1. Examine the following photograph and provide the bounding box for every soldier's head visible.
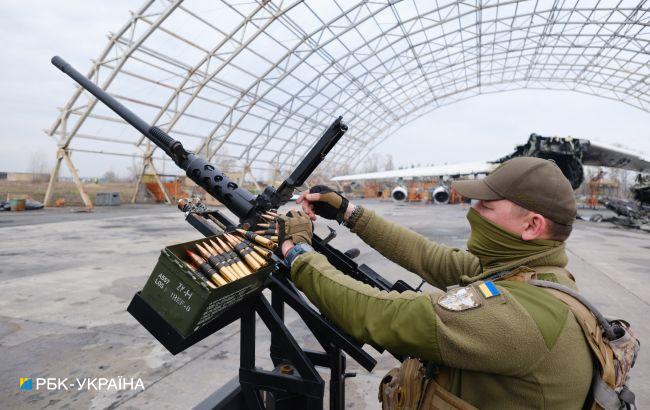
[452,157,576,242]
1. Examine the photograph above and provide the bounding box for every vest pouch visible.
[608,320,639,388]
[379,358,426,409]
[419,378,478,410]
[379,358,477,410]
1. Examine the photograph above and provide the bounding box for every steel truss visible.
[45,0,650,207]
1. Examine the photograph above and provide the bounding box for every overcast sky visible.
[0,1,648,178]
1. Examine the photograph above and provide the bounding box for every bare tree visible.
[29,150,50,182]
[103,169,119,182]
[127,158,144,182]
[383,154,394,171]
[361,153,381,172]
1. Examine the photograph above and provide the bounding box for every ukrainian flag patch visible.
[478,281,501,298]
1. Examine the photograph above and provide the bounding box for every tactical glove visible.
[277,210,313,246]
[308,185,349,223]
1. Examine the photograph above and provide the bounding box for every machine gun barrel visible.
[52,56,179,160]
[52,56,268,221]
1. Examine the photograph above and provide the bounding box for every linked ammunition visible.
[223,235,261,271]
[195,243,238,282]
[255,228,278,236]
[215,237,253,275]
[224,233,265,269]
[186,250,228,287]
[234,234,273,260]
[260,214,276,221]
[183,261,217,289]
[177,197,209,214]
[209,239,247,278]
[236,228,277,250]
[207,239,241,278]
[264,210,279,217]
[201,242,239,281]
[255,223,271,228]
[251,243,273,260]
[228,234,269,265]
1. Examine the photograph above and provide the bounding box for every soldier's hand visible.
[297,185,351,223]
[277,210,313,246]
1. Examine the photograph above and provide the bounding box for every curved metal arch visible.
[52,1,183,148]
[231,1,650,170]
[352,77,650,167]
[135,0,300,149]
[46,0,650,208]
[198,1,404,161]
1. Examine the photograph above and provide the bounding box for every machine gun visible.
[52,56,414,409]
[51,56,411,293]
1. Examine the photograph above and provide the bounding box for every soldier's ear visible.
[521,213,547,241]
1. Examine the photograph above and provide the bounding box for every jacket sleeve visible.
[350,207,482,288]
[291,252,552,376]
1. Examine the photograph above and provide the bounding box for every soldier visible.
[277,157,594,409]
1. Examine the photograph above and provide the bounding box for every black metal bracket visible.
[166,208,378,409]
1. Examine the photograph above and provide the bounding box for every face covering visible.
[466,207,564,273]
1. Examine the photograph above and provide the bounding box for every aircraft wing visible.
[331,161,494,181]
[582,141,650,172]
[332,138,649,184]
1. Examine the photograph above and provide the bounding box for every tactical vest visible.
[378,266,640,410]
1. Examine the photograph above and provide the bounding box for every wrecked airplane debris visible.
[599,198,650,232]
[496,134,589,189]
[631,174,650,205]
[496,134,650,190]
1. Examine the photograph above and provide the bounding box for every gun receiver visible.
[52,56,412,293]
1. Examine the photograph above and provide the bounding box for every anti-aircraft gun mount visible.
[53,56,414,409]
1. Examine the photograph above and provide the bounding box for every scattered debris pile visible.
[630,174,650,205]
[0,198,45,211]
[598,198,650,232]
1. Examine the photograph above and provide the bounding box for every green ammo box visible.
[140,235,272,337]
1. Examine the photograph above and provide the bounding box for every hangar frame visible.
[45,0,650,207]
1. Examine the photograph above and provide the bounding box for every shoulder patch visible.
[437,286,482,311]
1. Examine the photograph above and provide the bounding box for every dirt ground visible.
[0,180,141,207]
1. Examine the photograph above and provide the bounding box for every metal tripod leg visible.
[235,294,324,409]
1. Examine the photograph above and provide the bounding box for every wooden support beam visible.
[62,150,93,209]
[43,152,63,207]
[244,165,261,192]
[131,156,148,203]
[148,160,173,205]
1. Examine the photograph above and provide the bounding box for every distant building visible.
[0,172,50,182]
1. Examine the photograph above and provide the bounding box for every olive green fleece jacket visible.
[290,208,593,409]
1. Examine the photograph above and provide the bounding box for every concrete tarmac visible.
[1,201,648,409]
